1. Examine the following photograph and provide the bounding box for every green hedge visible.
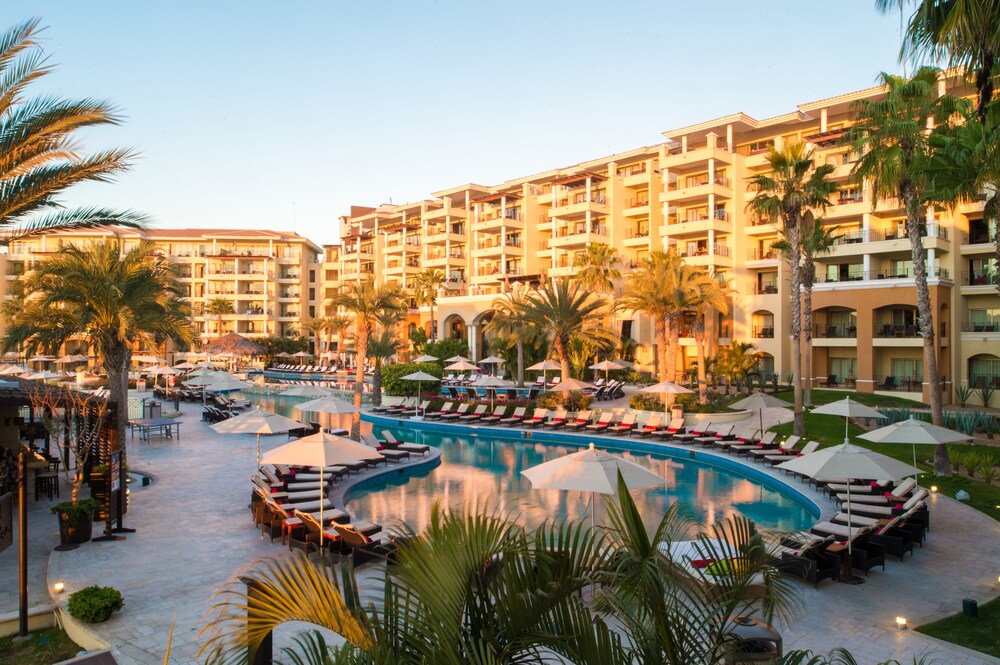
[67,585,124,623]
[382,363,442,397]
[629,390,733,413]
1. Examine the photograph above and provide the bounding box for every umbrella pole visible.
[319,473,325,561]
[844,415,850,445]
[842,482,863,585]
[912,443,918,482]
[256,433,261,467]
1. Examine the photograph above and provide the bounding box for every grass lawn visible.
[772,389,927,409]
[0,627,81,664]
[917,596,1000,659]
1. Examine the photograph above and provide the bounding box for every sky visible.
[14,1,907,246]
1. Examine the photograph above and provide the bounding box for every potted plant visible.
[51,498,100,549]
[67,585,124,623]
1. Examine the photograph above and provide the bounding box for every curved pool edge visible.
[361,412,835,527]
[328,446,442,514]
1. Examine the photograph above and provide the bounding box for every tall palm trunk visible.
[216,314,223,336]
[429,301,436,341]
[665,315,681,406]
[654,317,668,382]
[350,323,371,439]
[787,232,805,437]
[516,339,524,387]
[554,336,570,382]
[694,313,708,405]
[902,187,947,473]
[103,342,131,465]
[372,360,383,407]
[803,257,815,407]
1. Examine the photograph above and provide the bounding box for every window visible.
[891,358,923,379]
[830,357,856,379]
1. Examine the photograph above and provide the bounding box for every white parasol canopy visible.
[294,396,360,416]
[811,397,886,444]
[413,354,439,363]
[858,416,971,479]
[445,360,479,372]
[549,377,595,392]
[641,381,694,415]
[445,355,470,363]
[280,385,333,398]
[728,392,791,433]
[212,408,305,465]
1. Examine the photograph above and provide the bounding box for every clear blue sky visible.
[15,1,905,245]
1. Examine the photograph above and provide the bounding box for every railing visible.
[280,273,300,279]
[750,283,779,295]
[618,164,647,177]
[961,271,1000,286]
[713,209,731,222]
[747,248,778,260]
[817,267,950,282]
[714,176,731,188]
[963,229,997,244]
[814,324,857,338]
[969,375,1000,388]
[476,267,523,277]
[478,210,522,222]
[680,244,729,258]
[835,224,949,245]
[280,291,300,298]
[476,238,522,249]
[873,323,921,338]
[538,240,551,251]
[243,309,271,316]
[748,214,774,227]
[627,228,649,239]
[713,244,730,257]
[555,224,608,237]
[875,376,924,391]
[961,322,1000,333]
[753,327,775,338]
[626,197,650,208]
[835,194,864,206]
[555,193,607,206]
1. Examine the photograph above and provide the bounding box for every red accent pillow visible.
[691,558,716,568]
[894,503,903,509]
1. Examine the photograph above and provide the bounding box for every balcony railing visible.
[834,224,950,245]
[961,321,1000,333]
[753,326,775,338]
[747,248,779,260]
[969,375,1000,388]
[875,376,925,391]
[555,224,608,237]
[748,214,774,227]
[478,209,522,223]
[680,244,729,258]
[626,228,649,239]
[626,197,650,208]
[817,267,951,282]
[874,323,921,338]
[555,193,607,207]
[963,229,997,245]
[962,271,999,286]
[814,324,857,338]
[835,194,865,206]
[750,283,779,295]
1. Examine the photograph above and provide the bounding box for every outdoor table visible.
[826,541,853,581]
[129,418,181,442]
[34,471,59,501]
[282,516,302,546]
[726,615,782,663]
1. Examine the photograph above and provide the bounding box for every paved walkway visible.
[2,393,998,663]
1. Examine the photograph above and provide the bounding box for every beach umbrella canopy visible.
[275,352,294,358]
[549,377,595,392]
[478,356,505,364]
[28,355,54,363]
[0,365,28,375]
[262,431,384,534]
[147,365,182,376]
[445,360,479,372]
[402,371,441,415]
[527,360,561,371]
[470,375,513,408]
[56,354,90,364]
[728,392,792,433]
[811,397,886,444]
[194,360,221,368]
[294,396,360,416]
[212,408,305,465]
[2,351,19,361]
[27,370,65,381]
[777,442,921,580]
[280,385,333,398]
[205,377,252,392]
[185,375,221,387]
[523,442,664,526]
[291,351,313,358]
[613,359,636,369]
[201,333,267,356]
[590,359,622,382]
[413,354,439,363]
[173,361,198,370]
[641,381,694,415]
[858,417,971,478]
[445,355,470,363]
[133,354,165,364]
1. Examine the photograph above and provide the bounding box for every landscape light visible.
[53,581,65,593]
[930,485,937,493]
[895,616,907,630]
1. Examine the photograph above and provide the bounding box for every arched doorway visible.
[442,313,466,341]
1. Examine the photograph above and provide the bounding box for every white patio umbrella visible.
[261,431,384,537]
[275,352,294,358]
[281,385,333,398]
[777,443,921,583]
[549,377,595,392]
[527,359,561,387]
[293,396,360,416]
[27,370,65,381]
[55,354,90,364]
[402,371,441,416]
[173,361,198,370]
[194,360,221,368]
[147,365,183,396]
[728,392,792,434]
[522,442,664,527]
[641,381,694,416]
[184,374,221,386]
[0,365,28,375]
[1,351,19,361]
[858,417,971,480]
[445,355,470,363]
[134,354,165,364]
[291,351,313,358]
[590,359,621,382]
[205,377,252,393]
[413,354,439,363]
[613,359,636,369]
[445,360,479,372]
[471,375,513,409]
[811,397,886,444]
[212,408,305,465]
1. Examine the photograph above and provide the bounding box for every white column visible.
[820,108,828,133]
[468,324,478,360]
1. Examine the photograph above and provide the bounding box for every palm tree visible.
[367,329,401,407]
[299,316,326,357]
[0,19,146,245]
[690,272,730,405]
[621,251,676,381]
[321,313,351,365]
[573,243,621,293]
[773,218,841,407]
[486,286,536,387]
[715,341,761,392]
[205,299,235,338]
[747,144,836,437]
[661,257,704,388]
[412,268,445,341]
[521,279,614,381]
[880,0,1000,122]
[846,69,958,474]
[328,281,404,437]
[3,239,194,454]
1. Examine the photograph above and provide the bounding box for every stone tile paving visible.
[29,395,1000,663]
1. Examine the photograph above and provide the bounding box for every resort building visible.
[333,70,998,403]
[0,228,323,345]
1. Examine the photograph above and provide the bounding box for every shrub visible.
[422,338,470,363]
[536,391,593,411]
[955,385,974,407]
[382,363,442,397]
[67,585,124,623]
[50,498,100,520]
[629,392,665,411]
[976,458,1000,485]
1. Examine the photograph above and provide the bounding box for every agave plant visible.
[954,385,974,408]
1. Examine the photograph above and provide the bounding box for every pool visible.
[236,390,819,533]
[344,426,819,534]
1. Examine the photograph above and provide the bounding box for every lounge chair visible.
[424,401,454,419]
[379,431,430,456]
[361,438,408,463]
[459,404,489,421]
[440,403,471,421]
[543,409,569,429]
[824,479,892,495]
[848,490,928,519]
[522,408,549,428]
[329,522,396,565]
[584,412,614,432]
[837,478,918,505]
[772,535,840,588]
[499,406,527,425]
[632,413,663,437]
[728,431,778,455]
[563,410,593,430]
[651,417,687,439]
[766,440,820,466]
[747,435,801,461]
[672,421,714,444]
[695,424,733,446]
[608,412,638,435]
[480,406,508,424]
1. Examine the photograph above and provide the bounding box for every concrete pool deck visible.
[2,394,998,663]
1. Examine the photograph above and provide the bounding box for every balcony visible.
[423,204,467,221]
[815,266,951,286]
[660,175,733,205]
[749,283,779,296]
[745,214,778,235]
[814,324,858,339]
[549,192,609,220]
[549,224,608,249]
[961,229,998,255]
[961,321,1000,333]
[679,243,730,259]
[961,271,999,292]
[752,326,775,339]
[624,227,650,246]
[660,209,732,237]
[746,248,779,261]
[473,209,523,231]
[425,226,466,245]
[623,196,651,216]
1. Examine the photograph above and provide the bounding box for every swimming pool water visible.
[345,427,818,534]
[238,390,818,534]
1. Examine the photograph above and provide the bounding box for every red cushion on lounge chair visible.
[691,558,716,569]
